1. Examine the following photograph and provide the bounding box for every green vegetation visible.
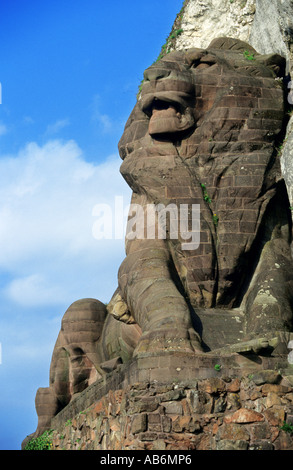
[137,79,144,99]
[243,50,255,61]
[276,135,288,158]
[214,364,222,371]
[200,184,219,228]
[277,143,284,156]
[137,26,184,96]
[200,183,212,204]
[280,421,293,434]
[137,1,185,97]
[24,430,53,450]
[155,28,184,63]
[212,213,219,227]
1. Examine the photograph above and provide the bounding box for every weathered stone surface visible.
[224,408,264,424]
[250,0,293,73]
[262,383,291,396]
[226,378,241,392]
[250,370,282,386]
[250,422,272,440]
[217,439,249,451]
[217,422,250,441]
[32,374,293,451]
[131,414,147,434]
[249,440,274,451]
[265,392,282,408]
[227,393,241,411]
[198,378,226,394]
[164,401,183,416]
[274,430,293,450]
[263,407,285,427]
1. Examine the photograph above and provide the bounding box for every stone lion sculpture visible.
[32,37,293,437]
[117,36,293,356]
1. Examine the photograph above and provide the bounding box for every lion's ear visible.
[208,37,257,55]
[255,53,286,78]
[207,37,287,78]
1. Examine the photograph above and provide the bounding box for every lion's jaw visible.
[148,100,195,137]
[140,62,196,138]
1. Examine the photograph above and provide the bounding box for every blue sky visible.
[0,0,183,450]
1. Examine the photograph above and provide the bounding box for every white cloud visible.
[6,274,66,307]
[0,139,132,307]
[97,113,112,132]
[23,116,35,125]
[91,94,113,133]
[0,123,8,136]
[45,118,70,135]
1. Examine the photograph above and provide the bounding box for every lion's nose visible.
[144,67,171,81]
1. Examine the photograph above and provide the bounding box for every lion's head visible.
[119,37,286,160]
[118,37,289,309]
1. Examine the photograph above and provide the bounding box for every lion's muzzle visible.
[140,64,196,138]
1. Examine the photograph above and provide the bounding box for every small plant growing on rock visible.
[170,28,184,40]
[280,421,293,434]
[212,213,219,227]
[24,430,53,450]
[243,50,255,61]
[201,183,212,204]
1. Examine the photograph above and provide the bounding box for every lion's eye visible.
[190,55,217,70]
[194,63,211,70]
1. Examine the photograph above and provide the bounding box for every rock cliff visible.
[167,0,293,72]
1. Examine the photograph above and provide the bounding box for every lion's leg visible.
[118,239,203,356]
[242,237,293,346]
